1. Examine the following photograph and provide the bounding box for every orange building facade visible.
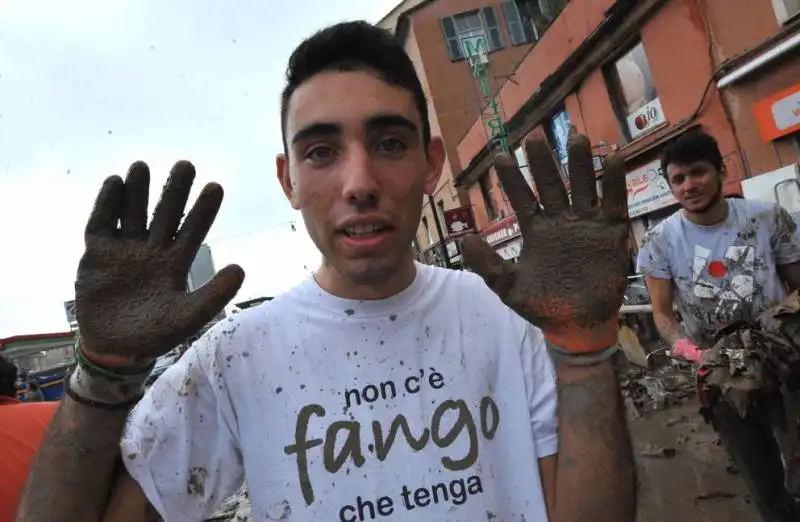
[387,0,800,266]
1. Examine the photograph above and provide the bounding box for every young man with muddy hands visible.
[16,22,635,522]
[638,131,800,362]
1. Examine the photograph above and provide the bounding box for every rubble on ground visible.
[206,485,251,522]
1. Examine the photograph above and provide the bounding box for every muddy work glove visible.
[75,160,245,369]
[461,133,629,355]
[671,338,703,364]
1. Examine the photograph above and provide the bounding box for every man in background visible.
[638,130,800,359]
[0,355,57,522]
[25,381,44,402]
[638,130,800,518]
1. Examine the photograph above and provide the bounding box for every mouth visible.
[336,220,395,252]
[340,222,390,238]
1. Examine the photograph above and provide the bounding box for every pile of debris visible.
[621,361,695,420]
[205,485,251,522]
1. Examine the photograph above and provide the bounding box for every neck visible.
[684,197,728,226]
[315,254,418,300]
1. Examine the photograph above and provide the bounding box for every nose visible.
[341,145,380,209]
[682,174,702,193]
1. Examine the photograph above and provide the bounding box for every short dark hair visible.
[660,130,723,180]
[0,354,18,398]
[280,21,430,155]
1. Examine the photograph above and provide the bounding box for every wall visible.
[701,0,800,175]
[466,165,515,230]
[401,0,535,249]
[458,0,799,235]
[457,0,615,168]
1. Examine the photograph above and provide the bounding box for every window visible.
[502,0,568,46]
[772,0,800,23]
[544,108,572,182]
[441,8,503,61]
[513,146,534,189]
[605,41,664,141]
[479,172,498,220]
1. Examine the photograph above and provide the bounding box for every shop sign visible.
[64,300,77,324]
[626,159,677,218]
[496,238,523,261]
[467,35,509,153]
[481,215,521,246]
[754,83,800,142]
[626,97,666,140]
[444,206,476,238]
[446,239,462,263]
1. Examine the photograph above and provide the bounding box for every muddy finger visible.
[493,153,539,229]
[175,182,224,263]
[600,155,629,221]
[85,175,124,239]
[525,136,569,217]
[461,234,517,302]
[567,134,599,214]
[149,160,196,245]
[120,162,151,239]
[179,264,245,335]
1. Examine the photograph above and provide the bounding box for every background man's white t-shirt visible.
[637,198,800,347]
[122,263,558,521]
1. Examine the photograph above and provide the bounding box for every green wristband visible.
[75,343,155,382]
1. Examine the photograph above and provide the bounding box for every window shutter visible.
[440,17,464,60]
[481,6,504,50]
[501,0,527,46]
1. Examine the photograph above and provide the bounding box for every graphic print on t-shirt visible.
[692,243,755,325]
[281,364,501,519]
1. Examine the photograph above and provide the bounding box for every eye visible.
[376,137,406,154]
[305,145,337,164]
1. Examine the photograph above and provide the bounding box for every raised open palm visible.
[75,160,245,364]
[462,133,630,352]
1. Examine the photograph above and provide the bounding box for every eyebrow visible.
[290,113,419,146]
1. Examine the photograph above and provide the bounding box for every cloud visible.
[0,0,399,336]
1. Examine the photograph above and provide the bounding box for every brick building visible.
[451,0,800,261]
[378,0,545,266]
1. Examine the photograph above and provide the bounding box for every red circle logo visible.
[708,261,727,279]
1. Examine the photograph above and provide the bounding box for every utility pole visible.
[427,194,452,268]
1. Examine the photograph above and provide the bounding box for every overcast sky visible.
[0,0,400,336]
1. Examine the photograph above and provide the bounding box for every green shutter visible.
[440,17,464,60]
[482,6,504,50]
[501,0,527,45]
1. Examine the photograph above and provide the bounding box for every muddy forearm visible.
[653,311,685,345]
[552,359,636,522]
[15,396,131,522]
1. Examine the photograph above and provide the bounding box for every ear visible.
[276,154,300,210]
[423,136,446,195]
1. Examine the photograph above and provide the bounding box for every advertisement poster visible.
[626,160,677,218]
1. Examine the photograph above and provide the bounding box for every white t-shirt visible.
[122,263,558,522]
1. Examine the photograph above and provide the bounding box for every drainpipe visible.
[427,194,452,268]
[717,31,800,88]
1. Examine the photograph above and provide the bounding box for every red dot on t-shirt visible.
[708,260,727,278]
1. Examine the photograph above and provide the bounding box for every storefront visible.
[752,82,800,162]
[480,215,523,263]
[626,158,680,247]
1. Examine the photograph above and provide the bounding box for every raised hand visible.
[461,133,630,352]
[75,161,245,366]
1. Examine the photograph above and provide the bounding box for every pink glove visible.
[672,338,703,364]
